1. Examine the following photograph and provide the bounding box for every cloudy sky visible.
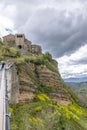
[0,0,87,79]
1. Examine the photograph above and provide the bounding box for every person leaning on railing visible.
[1,61,5,70]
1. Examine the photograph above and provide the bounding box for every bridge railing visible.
[0,65,10,130]
[5,67,10,130]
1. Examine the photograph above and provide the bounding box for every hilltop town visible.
[3,34,42,55]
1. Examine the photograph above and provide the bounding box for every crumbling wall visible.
[31,45,42,55]
[3,34,15,42]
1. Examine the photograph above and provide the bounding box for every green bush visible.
[43,52,52,61]
[34,106,42,112]
[34,55,45,65]
[38,85,53,94]
[0,45,21,59]
[9,47,21,57]
[16,57,25,65]
[25,55,37,63]
[36,93,52,102]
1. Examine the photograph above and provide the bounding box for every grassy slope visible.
[10,94,87,130]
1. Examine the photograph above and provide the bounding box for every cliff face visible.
[7,57,87,130]
[36,65,62,87]
[15,60,71,105]
[6,58,71,105]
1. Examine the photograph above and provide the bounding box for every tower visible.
[15,34,25,49]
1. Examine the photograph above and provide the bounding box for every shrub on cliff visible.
[0,45,21,60]
[36,93,52,102]
[38,85,53,94]
[9,47,21,57]
[43,52,52,62]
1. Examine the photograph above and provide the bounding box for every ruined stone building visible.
[3,34,42,55]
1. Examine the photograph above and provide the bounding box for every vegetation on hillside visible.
[0,45,21,61]
[0,44,58,73]
[16,52,58,73]
[10,93,87,130]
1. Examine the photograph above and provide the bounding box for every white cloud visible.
[57,44,87,78]
[0,16,13,36]
[0,3,16,37]
[2,4,16,19]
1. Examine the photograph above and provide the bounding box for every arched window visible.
[18,45,22,49]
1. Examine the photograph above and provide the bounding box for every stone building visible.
[31,45,42,55]
[3,34,42,55]
[15,34,25,48]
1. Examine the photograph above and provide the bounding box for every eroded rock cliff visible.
[0,35,71,105]
[14,58,71,105]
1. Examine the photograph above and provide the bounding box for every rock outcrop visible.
[7,62,71,104]
[36,65,61,88]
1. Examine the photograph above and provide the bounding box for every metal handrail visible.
[0,65,10,130]
[5,69,10,130]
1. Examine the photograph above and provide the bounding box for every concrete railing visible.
[0,65,10,130]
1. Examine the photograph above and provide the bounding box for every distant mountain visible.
[64,77,87,82]
[66,82,87,91]
[66,82,87,106]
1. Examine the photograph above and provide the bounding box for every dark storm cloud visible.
[71,58,87,65]
[19,8,87,58]
[1,0,87,58]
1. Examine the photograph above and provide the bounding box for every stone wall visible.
[31,45,42,55]
[3,34,15,42]
[6,64,19,104]
[24,39,31,52]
